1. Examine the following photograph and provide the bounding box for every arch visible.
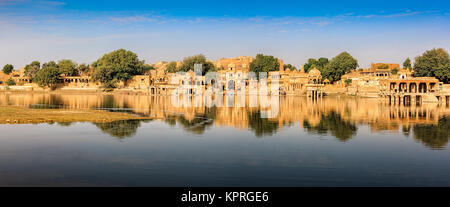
[418,83,427,93]
[399,82,407,92]
[409,83,417,93]
[227,80,235,90]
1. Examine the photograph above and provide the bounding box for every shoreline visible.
[0,106,151,125]
[0,88,360,97]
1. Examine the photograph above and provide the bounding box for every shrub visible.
[344,79,352,86]
[6,78,16,86]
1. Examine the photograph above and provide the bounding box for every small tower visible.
[300,65,305,73]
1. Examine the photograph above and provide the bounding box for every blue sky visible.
[0,0,449,69]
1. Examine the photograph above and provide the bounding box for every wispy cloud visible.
[0,0,65,7]
[109,15,162,24]
[0,0,27,6]
[40,0,65,6]
[355,10,438,19]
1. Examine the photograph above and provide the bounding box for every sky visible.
[0,0,449,69]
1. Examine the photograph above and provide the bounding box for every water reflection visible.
[247,110,279,136]
[0,93,449,148]
[413,116,450,150]
[303,111,358,142]
[95,120,152,139]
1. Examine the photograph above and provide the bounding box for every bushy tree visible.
[391,67,399,75]
[413,48,450,83]
[304,58,318,72]
[34,61,61,88]
[2,64,14,74]
[92,49,150,88]
[284,64,297,71]
[165,61,178,73]
[304,57,328,72]
[344,79,352,86]
[6,78,15,86]
[179,54,216,75]
[76,64,90,76]
[377,64,389,69]
[403,58,412,70]
[58,59,78,76]
[249,54,280,74]
[317,57,329,69]
[322,52,358,83]
[24,61,41,78]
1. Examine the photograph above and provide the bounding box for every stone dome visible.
[308,67,321,76]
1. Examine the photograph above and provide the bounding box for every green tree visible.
[2,64,14,75]
[24,61,41,78]
[403,57,412,70]
[344,79,352,86]
[76,63,90,76]
[142,64,154,72]
[304,57,328,72]
[6,78,15,86]
[92,49,149,88]
[249,54,280,74]
[377,64,389,69]
[317,57,329,69]
[391,67,399,75]
[304,58,318,72]
[179,54,216,75]
[58,59,78,76]
[413,48,450,83]
[165,61,178,73]
[322,52,358,83]
[34,61,61,88]
[284,64,297,71]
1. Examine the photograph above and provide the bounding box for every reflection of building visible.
[2,93,448,136]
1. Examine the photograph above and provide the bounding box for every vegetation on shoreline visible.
[92,49,153,88]
[0,106,150,124]
[2,47,449,90]
[413,48,450,83]
[303,52,358,83]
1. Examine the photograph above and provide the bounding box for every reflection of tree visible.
[175,116,213,134]
[166,107,217,135]
[164,115,177,127]
[101,95,116,108]
[34,94,64,108]
[95,120,151,139]
[247,110,279,137]
[413,116,450,150]
[100,95,131,109]
[57,122,73,127]
[402,125,411,136]
[303,111,357,142]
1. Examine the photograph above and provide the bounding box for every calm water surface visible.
[0,93,449,186]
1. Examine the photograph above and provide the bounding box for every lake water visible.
[0,93,449,186]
